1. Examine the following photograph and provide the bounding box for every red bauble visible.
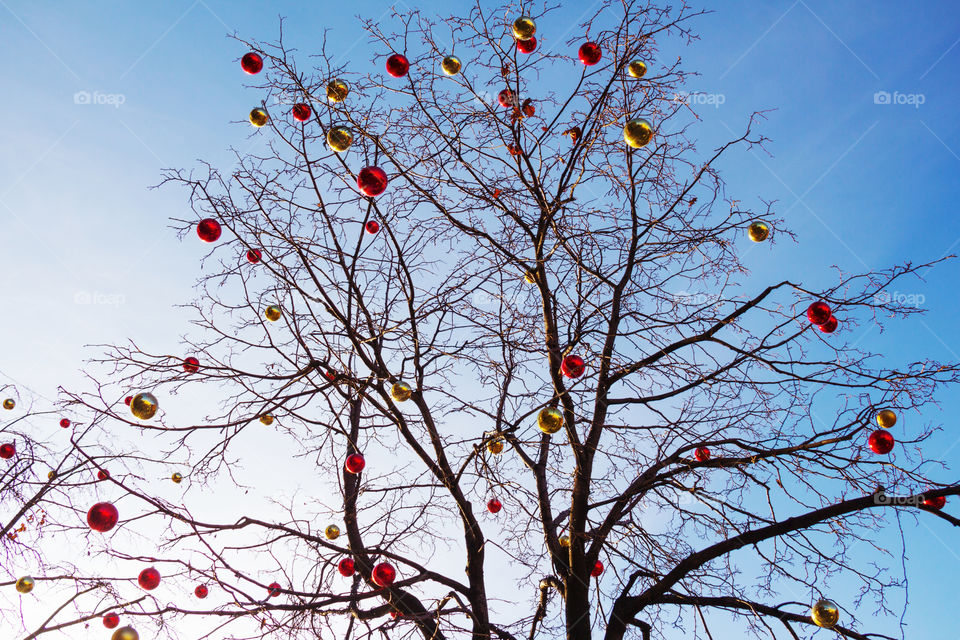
[183,356,200,373]
[124,396,133,406]
[138,567,161,590]
[694,447,710,462]
[923,495,946,510]
[386,53,410,77]
[241,52,263,75]
[97,469,110,481]
[372,562,396,587]
[103,613,120,629]
[0,443,14,459]
[498,89,516,108]
[487,498,502,513]
[560,354,586,378]
[246,248,262,263]
[818,316,839,333]
[591,560,604,577]
[516,37,537,54]
[357,166,389,197]
[60,418,71,428]
[345,453,366,474]
[87,502,119,532]
[806,301,831,325]
[268,582,282,597]
[195,584,209,598]
[338,558,355,577]
[578,42,602,65]
[197,218,222,243]
[292,103,312,122]
[868,429,895,455]
[365,220,380,234]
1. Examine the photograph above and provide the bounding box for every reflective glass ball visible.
[249,108,269,128]
[264,305,282,322]
[868,429,895,454]
[357,166,389,197]
[60,418,71,428]
[818,316,839,333]
[130,392,159,420]
[327,126,354,152]
[338,558,355,576]
[694,446,710,462]
[578,42,601,65]
[923,494,946,510]
[138,567,161,590]
[372,562,396,587]
[538,407,563,434]
[876,409,897,429]
[487,498,502,513]
[487,438,504,455]
[103,613,120,628]
[806,301,831,325]
[386,53,410,78]
[811,599,839,629]
[197,218,222,242]
[259,413,275,426]
[171,472,183,484]
[747,221,770,242]
[112,627,139,640]
[365,220,380,234]
[0,443,14,459]
[292,103,312,122]
[391,381,412,402]
[561,354,585,378]
[325,524,341,540]
[498,89,516,108]
[441,55,462,75]
[2,398,14,410]
[628,60,647,78]
[182,357,200,373]
[591,561,604,577]
[345,453,366,474]
[195,584,208,598]
[624,118,653,148]
[247,248,262,263]
[512,16,536,40]
[326,79,349,103]
[268,582,282,597]
[15,576,35,594]
[241,52,263,74]
[516,37,537,54]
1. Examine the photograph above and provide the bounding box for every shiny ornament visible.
[391,381,413,402]
[694,446,710,462]
[345,453,366,474]
[628,60,647,78]
[923,494,946,510]
[524,271,536,284]
[516,37,537,54]
[386,53,410,78]
[487,498,502,513]
[357,166,388,197]
[264,305,282,321]
[249,107,269,128]
[60,418,71,428]
[561,354,586,378]
[138,567,161,590]
[259,413,275,425]
[195,584,208,598]
[130,392,159,421]
[326,79,349,103]
[868,429,895,454]
[538,407,563,434]
[183,356,200,373]
[171,472,183,484]
[124,396,133,406]
[747,221,770,242]
[441,55,462,75]
[241,52,263,75]
[3,398,15,410]
[15,576,35,594]
[578,42,601,65]
[591,561,604,577]
[112,627,139,640]
[246,248,262,263]
[806,301,831,325]
[197,218,221,242]
[292,103,312,122]
[47,470,56,480]
[98,469,110,481]
[365,220,380,234]
[819,316,839,333]
[624,118,653,148]
[811,599,839,629]
[103,613,120,629]
[487,437,504,455]
[512,16,536,40]
[498,89,516,108]
[87,502,119,532]
[327,126,354,152]
[372,562,396,587]
[325,524,341,540]
[268,582,282,597]
[876,409,897,429]
[559,534,570,548]
[338,558,355,577]
[0,443,14,459]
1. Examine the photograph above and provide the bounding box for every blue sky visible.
[1,1,959,638]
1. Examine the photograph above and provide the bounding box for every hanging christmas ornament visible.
[171,472,183,484]
[264,305,282,322]
[249,108,269,128]
[338,558,355,577]
[98,469,110,481]
[60,417,71,428]
[875,409,897,429]
[327,79,349,103]
[628,60,647,78]
[386,53,410,77]
[694,446,711,462]
[345,453,366,474]
[923,494,946,510]
[578,42,602,65]
[806,301,831,325]
[517,37,537,54]
[325,524,341,540]
[292,103,312,122]
[487,498,502,513]
[441,55,462,75]
[241,52,263,75]
[811,599,839,629]
[818,316,839,333]
[0,443,14,459]
[391,382,413,402]
[591,561,604,577]
[357,166,389,197]
[560,354,586,378]
[498,89,516,108]
[624,118,653,148]
[747,221,770,242]
[868,429,895,454]
[195,584,208,598]
[260,413,275,425]
[15,576,35,594]
[112,626,139,640]
[365,220,380,234]
[245,248,262,263]
[487,437,504,455]
[524,271,536,284]
[138,567,161,590]
[3,398,15,410]
[47,470,57,481]
[197,218,222,243]
[87,502,119,532]
[558,534,570,548]
[372,562,396,587]
[268,582,282,597]
[323,128,353,156]
[512,16,536,40]
[124,396,133,406]
[130,392,158,421]
[103,613,120,629]
[182,357,200,373]
[538,407,563,434]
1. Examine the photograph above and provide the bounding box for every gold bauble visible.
[264,305,282,322]
[326,79,349,103]
[391,382,413,402]
[171,473,183,484]
[538,407,563,434]
[487,437,504,455]
[628,60,647,78]
[327,126,354,152]
[2,398,14,410]
[325,524,341,540]
[47,470,56,480]
[15,576,35,594]
[524,271,536,284]
[876,409,897,429]
[249,108,269,128]
[441,55,462,76]
[811,599,839,629]
[130,392,159,421]
[624,118,653,148]
[558,534,570,548]
[512,16,536,40]
[747,221,770,242]
[260,413,275,426]
[112,627,140,640]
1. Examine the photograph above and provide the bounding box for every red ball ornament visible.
[923,494,946,510]
[103,613,120,629]
[338,558,355,577]
[516,37,537,54]
[357,166,388,197]
[868,429,895,455]
[819,316,839,333]
[498,89,516,108]
[195,584,209,599]
[182,357,200,373]
[365,220,380,234]
[345,453,366,474]
[267,582,282,598]
[97,469,110,481]
[578,42,602,65]
[694,447,710,462]
[591,560,604,577]
[241,52,263,74]
[806,301,831,325]
[246,248,262,263]
[138,567,161,590]
[0,443,14,459]
[60,418,71,428]
[87,502,119,532]
[197,218,222,243]
[386,53,410,77]
[292,103,312,122]
[372,562,396,587]
[124,396,133,406]
[560,354,585,378]
[487,498,502,513]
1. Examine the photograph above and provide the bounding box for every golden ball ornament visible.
[747,221,770,242]
[628,60,648,78]
[811,599,839,629]
[391,382,413,402]
[325,524,341,540]
[260,413,275,426]
[327,79,349,103]
[524,271,536,284]
[2,398,15,410]
[47,470,56,480]
[876,409,897,429]
[130,392,159,421]
[112,627,140,640]
[171,472,183,484]
[15,576,35,594]
[327,126,354,152]
[264,305,282,322]
[558,534,570,548]
[441,55,462,75]
[512,16,536,41]
[624,118,653,148]
[487,437,504,455]
[538,407,563,434]
[249,107,269,128]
